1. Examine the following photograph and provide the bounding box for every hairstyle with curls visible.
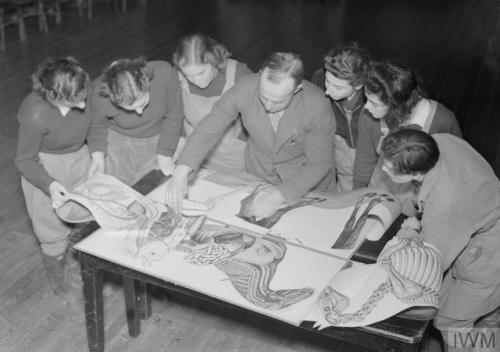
[381,127,439,175]
[261,52,304,87]
[172,33,232,72]
[364,61,425,129]
[100,56,154,107]
[32,56,89,103]
[324,42,371,87]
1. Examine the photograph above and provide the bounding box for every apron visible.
[106,129,159,186]
[21,145,91,256]
[334,135,356,192]
[177,59,246,171]
[369,100,437,212]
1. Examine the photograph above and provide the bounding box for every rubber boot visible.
[42,253,69,295]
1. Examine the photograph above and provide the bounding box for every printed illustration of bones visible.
[332,192,395,249]
[319,236,443,325]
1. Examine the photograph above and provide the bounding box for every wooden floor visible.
[0,0,499,351]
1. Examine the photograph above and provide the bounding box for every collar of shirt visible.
[268,110,285,133]
[57,105,70,117]
[341,89,365,113]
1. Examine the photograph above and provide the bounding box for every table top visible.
[70,170,429,346]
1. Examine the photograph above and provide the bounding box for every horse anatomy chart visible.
[74,218,347,323]
[147,172,400,259]
[69,171,434,327]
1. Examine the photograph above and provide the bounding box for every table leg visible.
[136,281,151,320]
[81,254,104,352]
[124,277,141,337]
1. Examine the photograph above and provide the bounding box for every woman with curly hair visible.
[172,33,252,170]
[15,57,91,294]
[311,43,371,191]
[353,61,462,210]
[87,56,183,185]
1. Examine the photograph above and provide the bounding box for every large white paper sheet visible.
[74,224,347,326]
[152,176,397,259]
[72,171,405,328]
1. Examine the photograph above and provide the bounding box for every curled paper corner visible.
[364,213,388,242]
[310,301,335,330]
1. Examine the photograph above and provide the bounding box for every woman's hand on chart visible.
[88,151,105,178]
[157,154,175,176]
[49,181,69,208]
[164,165,192,213]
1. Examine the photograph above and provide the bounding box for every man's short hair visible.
[381,127,440,175]
[261,52,304,87]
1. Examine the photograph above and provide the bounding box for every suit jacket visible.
[178,73,336,201]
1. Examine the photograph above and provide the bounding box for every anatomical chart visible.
[57,174,208,264]
[69,172,409,326]
[74,219,348,325]
[148,172,400,258]
[307,236,443,327]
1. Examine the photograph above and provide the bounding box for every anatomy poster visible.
[150,174,399,258]
[74,222,347,325]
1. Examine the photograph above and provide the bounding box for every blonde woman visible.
[172,33,252,170]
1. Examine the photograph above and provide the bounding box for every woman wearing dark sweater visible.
[15,57,92,295]
[311,43,371,192]
[87,57,184,186]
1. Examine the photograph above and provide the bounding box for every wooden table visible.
[71,170,429,352]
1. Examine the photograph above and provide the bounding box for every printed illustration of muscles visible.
[331,193,394,249]
[185,227,314,310]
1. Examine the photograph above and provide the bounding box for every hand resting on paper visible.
[157,154,175,176]
[238,184,287,220]
[49,181,69,209]
[395,216,422,240]
[164,164,192,213]
[88,151,106,178]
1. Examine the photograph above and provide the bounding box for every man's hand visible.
[88,151,105,177]
[239,185,286,219]
[164,165,192,213]
[157,154,175,176]
[396,216,422,239]
[49,181,68,208]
